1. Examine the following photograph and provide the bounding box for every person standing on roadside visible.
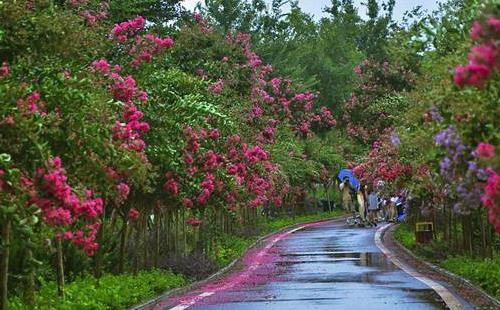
[339,178,354,212]
[357,185,367,225]
[388,196,398,222]
[367,187,379,227]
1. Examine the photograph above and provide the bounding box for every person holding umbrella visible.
[338,169,360,213]
[339,177,353,211]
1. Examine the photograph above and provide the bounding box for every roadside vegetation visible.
[0,0,498,309]
[394,223,500,299]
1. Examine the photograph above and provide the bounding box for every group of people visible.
[339,177,406,227]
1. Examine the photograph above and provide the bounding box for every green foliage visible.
[395,224,500,299]
[213,234,254,267]
[8,270,187,310]
[441,256,500,299]
[393,223,416,249]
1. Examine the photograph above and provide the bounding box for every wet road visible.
[159,220,448,310]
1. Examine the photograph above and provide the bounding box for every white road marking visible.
[375,224,463,310]
[169,292,214,310]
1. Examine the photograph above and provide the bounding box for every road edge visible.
[385,224,500,309]
[130,213,349,310]
[375,223,464,309]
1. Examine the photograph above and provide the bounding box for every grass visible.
[393,222,416,249]
[394,223,500,300]
[442,256,500,299]
[8,270,187,310]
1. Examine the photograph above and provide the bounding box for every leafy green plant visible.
[393,223,416,249]
[8,270,187,310]
[441,256,500,299]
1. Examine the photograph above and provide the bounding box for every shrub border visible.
[386,224,500,308]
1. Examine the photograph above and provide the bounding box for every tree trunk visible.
[118,218,128,274]
[24,248,35,306]
[142,216,148,270]
[1,219,11,310]
[154,209,160,268]
[94,219,105,280]
[56,238,65,298]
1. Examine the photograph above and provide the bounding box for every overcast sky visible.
[182,0,442,22]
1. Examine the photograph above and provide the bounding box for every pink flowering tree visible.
[342,60,415,143]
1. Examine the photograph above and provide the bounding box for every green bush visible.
[213,235,255,267]
[393,223,416,249]
[441,256,500,299]
[8,270,186,310]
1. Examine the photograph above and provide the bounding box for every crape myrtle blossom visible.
[91,59,150,158]
[110,16,174,68]
[475,142,496,159]
[0,61,9,77]
[454,15,500,88]
[128,207,140,221]
[192,11,212,34]
[30,157,103,256]
[0,170,5,192]
[481,171,500,232]
[116,182,130,204]
[223,31,336,136]
[16,91,47,117]
[186,217,202,227]
[353,130,412,188]
[208,79,225,95]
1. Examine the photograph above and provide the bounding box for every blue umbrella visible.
[337,169,360,191]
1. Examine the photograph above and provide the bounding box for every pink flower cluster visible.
[116,182,130,204]
[79,2,108,26]
[112,102,150,152]
[0,61,9,77]
[16,91,46,117]
[111,16,174,67]
[225,32,335,136]
[130,34,174,67]
[454,16,500,88]
[475,142,496,159]
[192,12,212,34]
[31,157,103,256]
[208,79,225,95]
[481,171,500,232]
[0,169,5,192]
[128,207,140,221]
[186,217,202,227]
[244,145,268,165]
[70,222,101,256]
[111,16,146,43]
[353,131,412,186]
[163,176,179,197]
[198,173,215,205]
[91,59,150,156]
